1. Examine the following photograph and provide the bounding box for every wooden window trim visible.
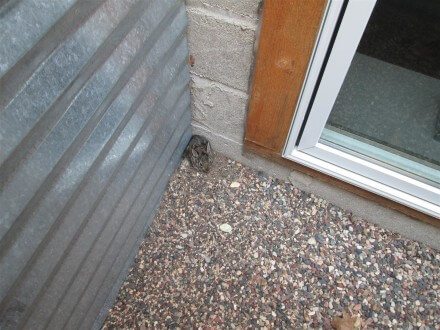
[244,0,439,227]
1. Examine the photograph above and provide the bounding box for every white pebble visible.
[219,223,233,233]
[307,237,317,245]
[230,181,240,188]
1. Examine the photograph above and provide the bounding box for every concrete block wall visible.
[185,0,261,158]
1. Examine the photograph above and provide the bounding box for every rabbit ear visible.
[191,148,198,157]
[206,142,211,153]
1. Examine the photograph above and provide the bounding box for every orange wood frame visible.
[244,0,439,226]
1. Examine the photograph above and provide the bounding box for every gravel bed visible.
[103,156,439,329]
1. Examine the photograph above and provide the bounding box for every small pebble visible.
[219,223,232,233]
[308,237,317,245]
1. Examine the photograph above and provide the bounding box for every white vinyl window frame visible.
[284,0,440,217]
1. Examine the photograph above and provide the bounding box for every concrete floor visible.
[103,155,439,328]
[329,53,440,167]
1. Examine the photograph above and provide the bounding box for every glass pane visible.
[320,0,440,186]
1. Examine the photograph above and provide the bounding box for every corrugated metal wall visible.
[0,0,191,328]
